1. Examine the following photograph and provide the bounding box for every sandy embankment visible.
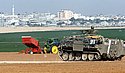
[0,26,125,33]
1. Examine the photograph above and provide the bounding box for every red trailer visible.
[22,36,42,54]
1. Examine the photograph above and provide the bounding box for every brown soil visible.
[0,52,60,61]
[0,52,125,73]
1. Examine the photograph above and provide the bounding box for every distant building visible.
[57,10,73,20]
[0,13,4,27]
[4,5,20,26]
[73,13,81,19]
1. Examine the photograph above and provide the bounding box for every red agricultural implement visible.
[22,36,42,54]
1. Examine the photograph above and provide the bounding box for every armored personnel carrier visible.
[58,27,125,61]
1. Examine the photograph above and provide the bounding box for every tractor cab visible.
[47,38,60,46]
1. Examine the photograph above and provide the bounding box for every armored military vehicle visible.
[58,27,125,61]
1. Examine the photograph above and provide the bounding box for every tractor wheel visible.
[43,47,47,54]
[52,46,58,54]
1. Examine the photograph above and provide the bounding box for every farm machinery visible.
[22,36,42,54]
[43,38,60,54]
[58,27,125,61]
[22,36,60,54]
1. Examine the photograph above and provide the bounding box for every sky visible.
[0,0,125,15]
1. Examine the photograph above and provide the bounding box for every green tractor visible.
[43,38,60,54]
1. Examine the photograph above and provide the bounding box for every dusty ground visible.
[0,52,60,61]
[0,52,125,73]
[1,62,125,73]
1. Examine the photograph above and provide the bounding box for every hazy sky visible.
[0,0,125,15]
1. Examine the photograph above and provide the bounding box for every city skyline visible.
[0,0,125,15]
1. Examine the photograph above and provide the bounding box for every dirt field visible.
[0,52,60,61]
[0,52,125,73]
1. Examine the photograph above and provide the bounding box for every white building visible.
[57,10,73,20]
[4,5,20,26]
[0,13,4,26]
[73,13,81,19]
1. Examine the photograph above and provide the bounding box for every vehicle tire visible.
[75,53,82,61]
[88,54,94,61]
[43,47,47,54]
[30,51,33,54]
[94,54,98,60]
[94,54,101,60]
[82,54,87,61]
[61,52,69,61]
[52,46,58,54]
[117,57,122,61]
[69,52,75,61]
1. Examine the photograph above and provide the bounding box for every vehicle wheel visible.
[43,47,47,54]
[82,54,87,61]
[75,53,82,61]
[94,54,101,60]
[25,48,32,54]
[88,54,94,61]
[94,54,98,60]
[117,57,122,61]
[69,52,75,61]
[52,46,58,54]
[61,52,69,61]
[30,51,33,54]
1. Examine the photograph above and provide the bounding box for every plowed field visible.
[0,52,125,73]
